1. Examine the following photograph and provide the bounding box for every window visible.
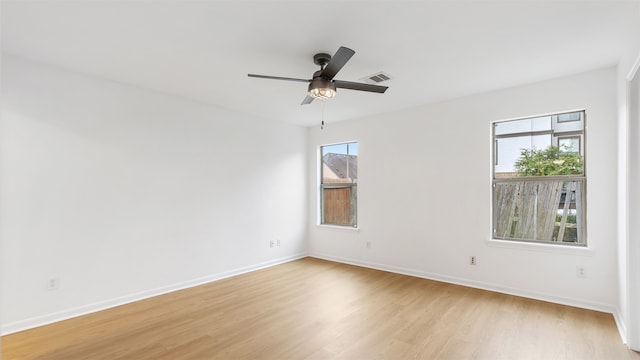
[320,142,357,227]
[558,136,580,153]
[558,112,581,122]
[492,111,586,245]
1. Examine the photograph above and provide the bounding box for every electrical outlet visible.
[576,265,586,278]
[47,277,60,291]
[269,240,275,248]
[366,241,371,248]
[276,239,281,247]
[470,256,477,266]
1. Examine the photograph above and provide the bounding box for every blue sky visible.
[322,142,358,156]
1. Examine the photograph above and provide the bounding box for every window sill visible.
[486,238,592,256]
[316,224,360,232]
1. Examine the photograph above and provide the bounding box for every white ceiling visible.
[2,1,639,127]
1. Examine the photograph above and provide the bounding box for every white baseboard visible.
[1,254,307,336]
[613,309,628,345]
[310,253,617,315]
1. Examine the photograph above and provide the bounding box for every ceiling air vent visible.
[362,72,392,84]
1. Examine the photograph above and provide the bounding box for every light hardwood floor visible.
[3,257,639,359]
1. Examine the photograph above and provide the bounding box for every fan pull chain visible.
[321,101,325,130]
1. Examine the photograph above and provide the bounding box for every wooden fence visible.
[494,180,582,243]
[322,187,356,226]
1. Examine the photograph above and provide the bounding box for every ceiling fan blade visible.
[248,74,311,83]
[334,80,388,93]
[301,95,315,105]
[319,46,355,80]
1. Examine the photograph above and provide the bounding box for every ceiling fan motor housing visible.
[313,53,332,68]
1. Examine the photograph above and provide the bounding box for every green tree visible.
[514,146,583,176]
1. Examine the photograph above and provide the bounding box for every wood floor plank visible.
[2,257,638,359]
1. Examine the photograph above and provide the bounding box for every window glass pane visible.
[494,112,584,178]
[321,142,357,183]
[322,185,357,226]
[493,180,584,244]
[495,135,551,176]
[347,143,357,181]
[348,143,358,157]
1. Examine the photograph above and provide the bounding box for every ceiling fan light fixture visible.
[308,78,336,100]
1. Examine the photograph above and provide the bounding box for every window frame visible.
[491,110,587,246]
[319,141,358,228]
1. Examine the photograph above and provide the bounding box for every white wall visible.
[626,59,640,350]
[619,57,640,351]
[0,55,308,334]
[616,3,640,348]
[309,67,619,313]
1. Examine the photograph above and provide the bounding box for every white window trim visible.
[485,238,593,256]
[316,223,360,231]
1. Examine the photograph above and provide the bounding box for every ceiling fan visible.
[248,46,388,105]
